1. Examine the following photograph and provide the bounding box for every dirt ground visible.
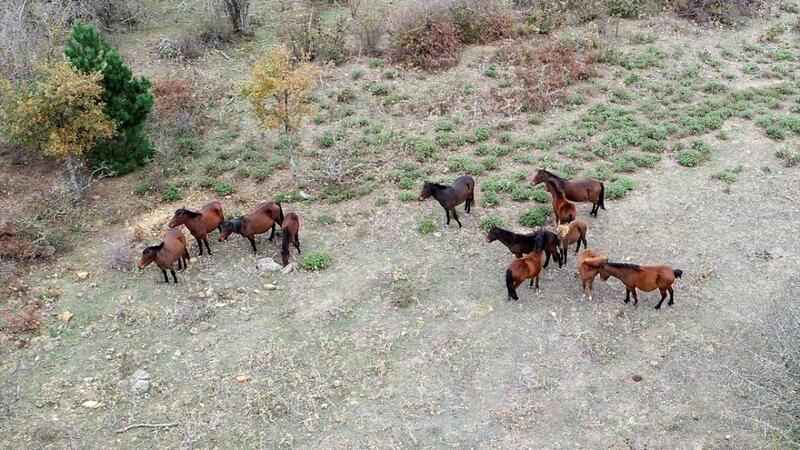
[2,3,800,449]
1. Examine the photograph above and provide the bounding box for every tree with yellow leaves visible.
[243,46,318,180]
[0,61,115,198]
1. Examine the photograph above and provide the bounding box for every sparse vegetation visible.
[480,214,505,231]
[417,216,438,234]
[519,206,550,227]
[300,251,332,271]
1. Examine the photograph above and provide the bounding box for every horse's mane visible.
[540,169,565,182]
[176,208,201,218]
[607,261,642,271]
[489,226,517,238]
[425,181,448,190]
[146,243,164,252]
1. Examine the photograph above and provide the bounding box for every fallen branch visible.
[115,422,178,434]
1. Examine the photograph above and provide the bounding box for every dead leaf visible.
[76,271,89,280]
[235,374,251,383]
[58,311,74,323]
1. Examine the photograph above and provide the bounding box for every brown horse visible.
[138,228,190,284]
[577,249,607,302]
[280,212,302,266]
[543,180,576,226]
[532,169,605,217]
[556,220,588,266]
[168,201,225,256]
[505,251,544,301]
[486,226,562,268]
[419,176,475,228]
[598,261,684,309]
[219,201,283,254]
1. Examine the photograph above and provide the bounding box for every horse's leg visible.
[624,288,631,304]
[562,244,568,266]
[631,288,639,306]
[656,289,667,310]
[171,269,178,284]
[451,209,462,228]
[196,237,204,256]
[668,287,674,306]
[529,276,534,288]
[581,233,588,251]
[177,257,183,271]
[268,224,275,241]
[543,251,550,268]
[294,232,301,253]
[586,278,594,301]
[534,275,540,292]
[444,208,450,227]
[161,269,169,284]
[248,237,257,254]
[204,238,212,255]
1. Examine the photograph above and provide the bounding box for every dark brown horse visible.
[577,249,606,302]
[598,261,683,309]
[168,200,224,256]
[486,226,562,268]
[218,201,283,254]
[138,228,190,284]
[280,212,302,266]
[419,176,475,228]
[532,169,605,217]
[556,220,588,265]
[505,251,544,301]
[543,180,576,226]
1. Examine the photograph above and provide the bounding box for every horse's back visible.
[283,212,301,233]
[163,228,187,256]
[649,265,677,286]
[565,178,601,202]
[453,175,475,192]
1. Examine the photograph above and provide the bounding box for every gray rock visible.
[256,258,283,273]
[130,369,151,395]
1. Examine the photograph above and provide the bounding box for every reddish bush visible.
[388,6,462,71]
[671,0,768,24]
[0,300,42,334]
[152,79,198,132]
[449,0,514,44]
[500,42,596,112]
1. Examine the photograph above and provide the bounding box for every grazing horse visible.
[168,201,225,256]
[219,202,283,254]
[598,262,684,309]
[543,180,576,226]
[486,226,562,268]
[577,249,607,302]
[419,176,475,228]
[138,228,190,284]
[556,220,588,266]
[505,251,544,301]
[280,212,302,266]
[532,169,605,216]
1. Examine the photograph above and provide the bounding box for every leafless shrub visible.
[156,36,204,61]
[219,0,250,34]
[671,0,770,25]
[281,8,349,64]
[353,3,386,56]
[70,0,148,30]
[107,239,134,271]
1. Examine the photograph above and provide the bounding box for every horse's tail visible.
[506,269,518,300]
[281,228,291,265]
[598,182,606,210]
[276,202,285,226]
[673,269,683,279]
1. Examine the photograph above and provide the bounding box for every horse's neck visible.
[603,264,628,280]
[432,186,451,201]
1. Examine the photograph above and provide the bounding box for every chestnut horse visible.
[486,226,562,268]
[556,220,588,266]
[505,251,544,301]
[168,201,224,256]
[419,176,475,228]
[532,169,605,217]
[543,180,576,226]
[219,201,284,254]
[138,228,190,284]
[280,212,302,266]
[598,262,683,309]
[577,249,606,302]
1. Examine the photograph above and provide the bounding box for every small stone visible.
[76,271,89,280]
[281,263,295,274]
[298,191,312,200]
[82,400,102,409]
[130,369,151,395]
[263,284,278,291]
[235,374,251,383]
[58,311,74,323]
[256,258,282,273]
[632,375,643,382]
[725,435,731,440]
[650,360,659,367]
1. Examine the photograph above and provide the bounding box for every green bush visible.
[776,148,800,167]
[484,64,498,78]
[406,137,437,161]
[300,252,332,271]
[448,156,484,175]
[531,188,550,203]
[605,176,635,199]
[481,156,499,171]
[318,215,337,225]
[213,181,235,196]
[418,217,438,235]
[65,23,153,175]
[399,191,416,202]
[161,184,182,202]
[474,127,491,142]
[519,207,550,227]
[510,185,535,202]
[480,215,505,232]
[677,140,712,167]
[482,178,515,193]
[481,192,500,207]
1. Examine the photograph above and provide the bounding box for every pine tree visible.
[65,23,154,175]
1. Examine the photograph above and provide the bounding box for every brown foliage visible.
[0,222,56,261]
[497,41,597,112]
[670,0,769,24]
[388,6,463,71]
[449,0,514,44]
[0,300,42,334]
[153,79,197,131]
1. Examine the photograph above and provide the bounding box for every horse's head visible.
[531,169,547,186]
[138,245,160,269]
[218,219,239,241]
[419,182,434,201]
[556,224,570,238]
[486,227,499,242]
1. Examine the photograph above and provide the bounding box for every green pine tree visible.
[65,23,154,175]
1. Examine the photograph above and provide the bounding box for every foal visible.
[168,200,224,256]
[532,169,605,217]
[487,226,562,267]
[280,212,302,266]
[219,202,282,254]
[544,180,576,226]
[419,176,475,228]
[138,228,190,284]
[577,249,606,302]
[556,220,588,266]
[505,251,544,301]
[598,261,684,309]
